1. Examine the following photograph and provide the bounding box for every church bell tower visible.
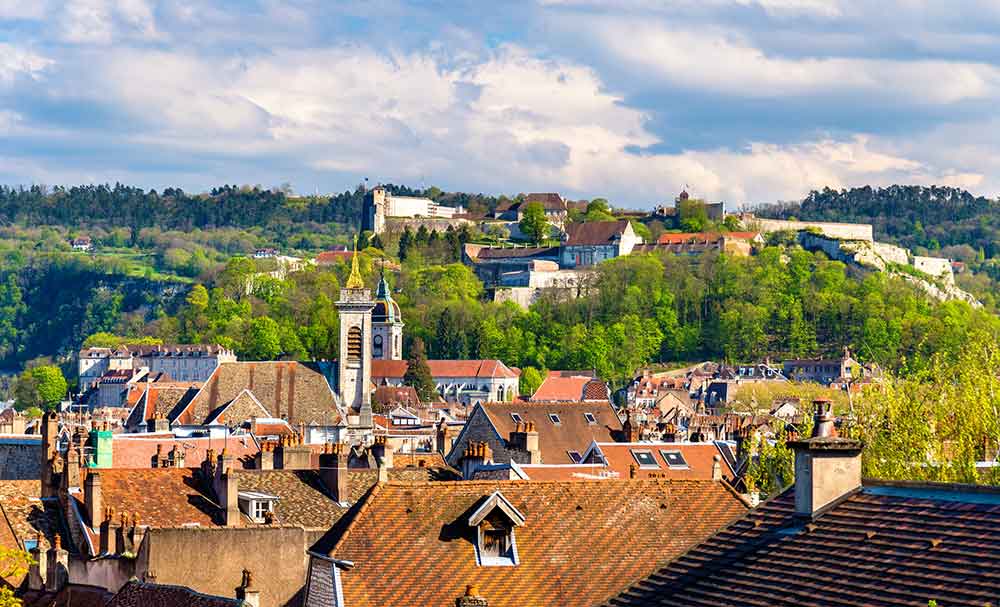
[337,237,375,428]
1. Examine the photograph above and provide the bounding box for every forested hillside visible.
[762,185,1000,256]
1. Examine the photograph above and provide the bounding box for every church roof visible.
[373,274,402,324]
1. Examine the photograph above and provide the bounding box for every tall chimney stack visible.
[788,399,863,518]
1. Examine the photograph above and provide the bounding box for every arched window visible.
[373,334,384,358]
[347,326,363,363]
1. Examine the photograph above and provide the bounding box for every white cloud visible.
[0,0,47,19]
[0,44,53,82]
[59,0,162,44]
[579,19,1000,104]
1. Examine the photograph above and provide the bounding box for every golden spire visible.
[346,234,365,289]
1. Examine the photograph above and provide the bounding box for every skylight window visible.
[510,412,524,424]
[584,412,597,425]
[567,450,582,463]
[631,449,659,468]
[660,450,689,469]
[548,413,561,425]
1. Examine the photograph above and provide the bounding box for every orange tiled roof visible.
[321,479,748,607]
[75,468,219,529]
[481,402,622,463]
[582,442,735,481]
[530,372,609,402]
[315,250,354,265]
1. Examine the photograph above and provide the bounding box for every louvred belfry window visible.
[347,326,363,363]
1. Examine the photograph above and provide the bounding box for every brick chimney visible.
[45,534,69,591]
[436,419,452,456]
[84,471,102,526]
[169,445,185,468]
[372,436,394,470]
[146,411,169,433]
[274,434,311,470]
[622,409,640,443]
[788,399,863,518]
[27,534,45,591]
[508,422,540,464]
[99,507,117,554]
[128,514,146,554]
[236,569,261,607]
[202,448,217,480]
[456,584,488,607]
[319,443,349,504]
[220,471,241,527]
[115,512,132,554]
[459,441,492,480]
[255,443,274,470]
[64,446,81,490]
[712,454,722,481]
[41,411,58,498]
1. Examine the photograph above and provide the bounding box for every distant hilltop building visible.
[363,186,465,234]
[70,236,93,251]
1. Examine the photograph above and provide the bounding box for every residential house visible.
[253,248,279,258]
[633,232,762,257]
[446,401,623,472]
[70,236,93,252]
[492,192,569,225]
[302,477,749,607]
[782,347,876,386]
[529,371,610,403]
[560,220,642,268]
[607,401,1000,607]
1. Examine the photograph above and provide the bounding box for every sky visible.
[1,1,1000,208]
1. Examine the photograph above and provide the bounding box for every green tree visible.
[186,284,209,311]
[242,317,282,360]
[1,545,31,607]
[519,201,549,244]
[398,228,414,262]
[404,337,437,401]
[519,366,545,396]
[678,198,709,232]
[585,199,615,222]
[15,366,67,411]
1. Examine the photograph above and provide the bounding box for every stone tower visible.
[336,239,375,427]
[372,266,404,361]
[363,186,388,235]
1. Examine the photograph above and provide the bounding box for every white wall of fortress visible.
[755,218,874,242]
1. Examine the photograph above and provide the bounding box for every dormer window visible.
[238,491,279,523]
[469,491,525,567]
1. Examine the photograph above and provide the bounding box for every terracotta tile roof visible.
[609,481,1000,607]
[524,192,567,210]
[177,362,341,427]
[75,468,219,529]
[581,442,735,481]
[203,389,270,425]
[482,402,623,463]
[373,386,421,408]
[232,469,362,529]
[371,359,519,380]
[109,435,260,469]
[564,220,630,246]
[315,250,354,265]
[0,482,71,587]
[322,479,748,607]
[19,584,112,607]
[656,232,724,245]
[393,452,450,469]
[124,383,199,430]
[531,372,610,402]
[106,580,242,607]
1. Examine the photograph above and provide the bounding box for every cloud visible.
[0,0,48,19]
[0,44,53,82]
[1,0,1000,205]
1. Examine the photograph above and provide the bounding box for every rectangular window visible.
[548,413,561,425]
[631,449,659,468]
[584,413,597,425]
[482,529,510,558]
[660,450,689,469]
[510,413,524,424]
[567,450,582,463]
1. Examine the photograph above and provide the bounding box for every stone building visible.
[371,272,404,361]
[372,359,520,407]
[78,344,236,392]
[362,186,465,234]
[560,220,642,268]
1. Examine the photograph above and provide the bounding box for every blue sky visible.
[2,0,1000,208]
